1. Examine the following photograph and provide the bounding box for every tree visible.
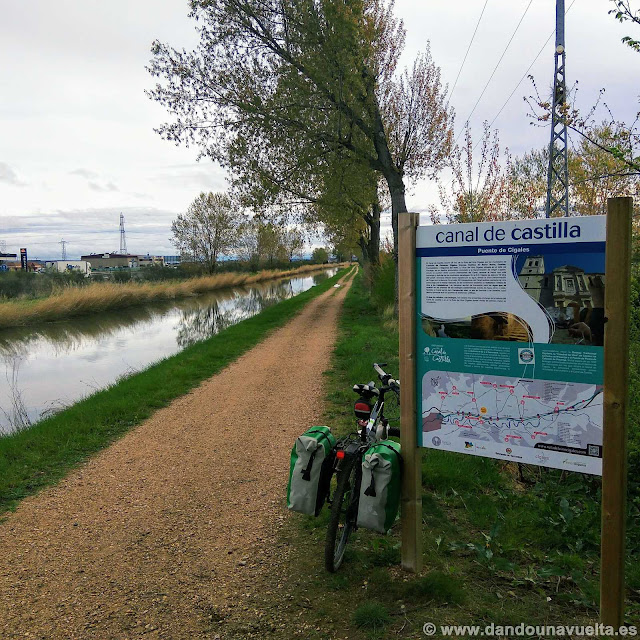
[147,0,453,271]
[311,247,329,264]
[569,121,640,216]
[526,77,640,175]
[171,192,244,273]
[431,122,544,224]
[505,124,639,223]
[609,0,640,52]
[433,123,510,224]
[281,228,305,263]
[236,218,260,267]
[306,154,382,265]
[256,221,286,267]
[506,148,548,219]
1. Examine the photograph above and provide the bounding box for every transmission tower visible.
[545,0,569,218]
[119,213,128,254]
[59,239,68,260]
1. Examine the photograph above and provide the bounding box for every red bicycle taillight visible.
[336,450,345,459]
[354,396,373,421]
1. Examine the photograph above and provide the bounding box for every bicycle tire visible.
[324,455,359,572]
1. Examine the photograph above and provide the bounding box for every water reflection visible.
[0,269,336,434]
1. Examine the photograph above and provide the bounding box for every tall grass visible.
[0,263,347,329]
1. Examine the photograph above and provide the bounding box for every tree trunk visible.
[386,171,408,314]
[387,174,407,263]
[367,86,409,311]
[368,197,381,267]
[357,235,369,263]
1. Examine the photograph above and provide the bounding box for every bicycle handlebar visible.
[373,362,400,396]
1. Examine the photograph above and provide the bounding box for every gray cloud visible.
[69,168,99,179]
[88,181,119,192]
[69,169,120,192]
[152,168,227,192]
[0,162,26,186]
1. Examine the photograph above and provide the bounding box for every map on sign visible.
[421,370,603,474]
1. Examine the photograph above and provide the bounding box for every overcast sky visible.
[0,0,637,259]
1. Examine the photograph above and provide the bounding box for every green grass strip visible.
[322,270,400,435]
[0,268,349,514]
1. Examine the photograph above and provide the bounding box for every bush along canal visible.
[0,267,351,513]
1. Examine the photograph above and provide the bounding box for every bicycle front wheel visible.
[324,455,359,572]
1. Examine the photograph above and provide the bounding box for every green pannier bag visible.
[287,426,336,516]
[356,441,402,533]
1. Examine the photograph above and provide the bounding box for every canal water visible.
[0,268,337,434]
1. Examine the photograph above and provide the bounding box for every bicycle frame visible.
[361,389,390,441]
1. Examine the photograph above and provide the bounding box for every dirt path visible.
[0,268,355,640]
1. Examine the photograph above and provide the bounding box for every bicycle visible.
[324,363,401,573]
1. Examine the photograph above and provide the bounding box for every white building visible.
[45,260,92,276]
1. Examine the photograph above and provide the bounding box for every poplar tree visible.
[147,0,453,265]
[171,192,244,273]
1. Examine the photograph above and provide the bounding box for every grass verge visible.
[0,263,346,329]
[274,269,639,639]
[0,267,350,515]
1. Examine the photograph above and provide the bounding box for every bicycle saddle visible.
[352,382,380,396]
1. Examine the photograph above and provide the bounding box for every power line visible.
[447,0,490,105]
[439,0,578,195]
[456,0,534,143]
[484,0,576,134]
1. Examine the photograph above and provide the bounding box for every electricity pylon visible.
[545,0,569,218]
[119,213,128,254]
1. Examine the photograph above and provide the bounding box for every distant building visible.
[45,260,92,276]
[518,255,605,323]
[138,255,165,268]
[81,253,139,269]
[163,255,181,266]
[0,252,17,265]
[3,260,45,272]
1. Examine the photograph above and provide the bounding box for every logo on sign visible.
[431,436,441,447]
[424,345,451,364]
[518,348,535,365]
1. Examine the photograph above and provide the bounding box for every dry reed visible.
[0,264,348,330]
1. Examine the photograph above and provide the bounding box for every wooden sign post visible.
[600,196,633,626]
[399,211,422,572]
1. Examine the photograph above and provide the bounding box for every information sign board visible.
[416,216,606,475]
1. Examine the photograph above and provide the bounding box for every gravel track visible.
[0,268,355,639]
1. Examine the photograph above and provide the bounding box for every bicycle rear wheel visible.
[324,455,359,572]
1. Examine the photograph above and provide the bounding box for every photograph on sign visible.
[416,216,605,475]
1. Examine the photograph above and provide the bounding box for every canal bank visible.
[0,267,340,433]
[0,266,352,514]
[0,262,345,330]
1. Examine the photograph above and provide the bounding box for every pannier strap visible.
[364,467,377,497]
[376,442,403,471]
[301,449,317,481]
[300,430,331,482]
